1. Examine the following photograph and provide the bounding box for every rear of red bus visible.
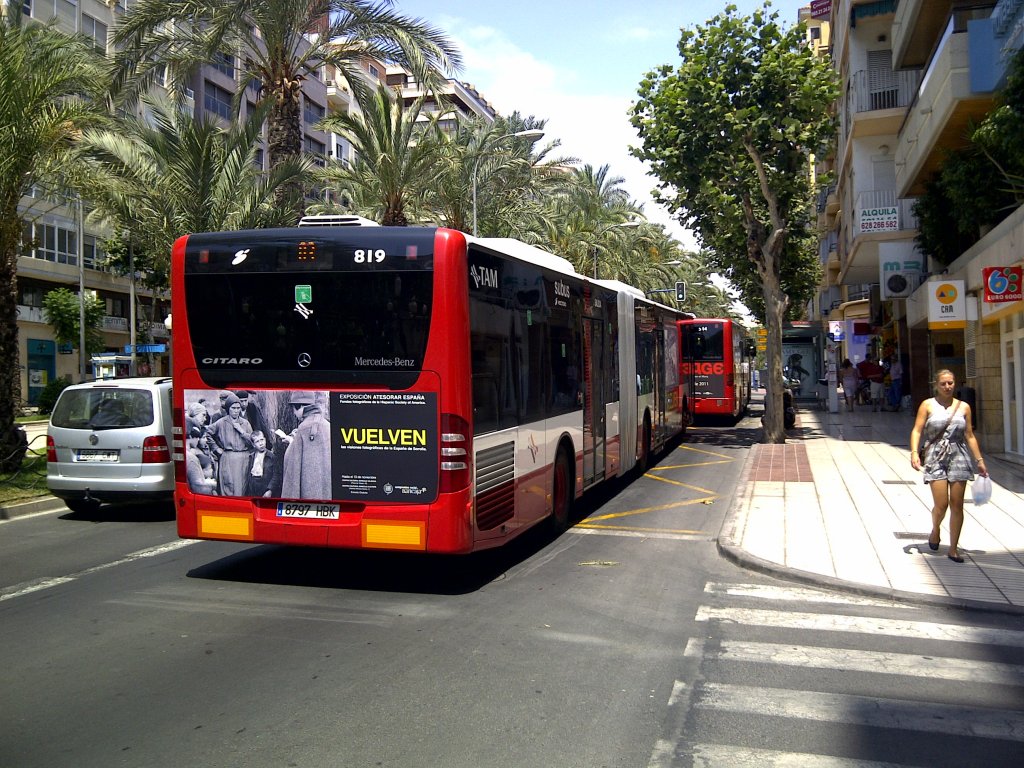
[171,226,478,553]
[678,319,743,418]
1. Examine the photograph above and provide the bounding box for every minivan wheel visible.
[65,498,101,515]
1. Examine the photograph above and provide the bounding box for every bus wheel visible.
[550,447,573,533]
[638,414,652,473]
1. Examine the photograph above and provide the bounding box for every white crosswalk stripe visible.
[650,582,1024,767]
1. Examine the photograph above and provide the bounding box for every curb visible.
[717,440,1024,618]
[0,496,66,521]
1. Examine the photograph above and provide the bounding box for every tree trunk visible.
[761,269,789,444]
[0,207,26,472]
[268,78,305,223]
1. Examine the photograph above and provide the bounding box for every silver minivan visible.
[46,377,174,514]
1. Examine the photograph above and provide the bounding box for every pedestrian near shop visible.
[839,358,859,412]
[909,369,988,563]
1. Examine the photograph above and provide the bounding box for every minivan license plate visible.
[77,449,119,462]
[276,502,340,519]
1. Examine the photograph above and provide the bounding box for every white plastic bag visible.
[972,475,992,506]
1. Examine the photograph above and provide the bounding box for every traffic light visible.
[675,281,686,303]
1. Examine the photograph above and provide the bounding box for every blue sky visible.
[392,0,810,247]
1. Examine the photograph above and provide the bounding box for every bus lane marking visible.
[581,496,718,524]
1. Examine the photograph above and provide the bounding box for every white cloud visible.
[441,19,699,251]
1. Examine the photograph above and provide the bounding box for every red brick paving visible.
[749,443,814,482]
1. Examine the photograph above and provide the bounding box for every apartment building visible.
[13,1,338,404]
[822,0,1024,458]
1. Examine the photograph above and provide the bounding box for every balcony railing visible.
[848,68,922,114]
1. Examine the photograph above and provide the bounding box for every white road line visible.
[715,639,1024,686]
[695,605,1024,648]
[697,682,1024,741]
[704,582,911,609]
[0,539,196,603]
[690,743,910,767]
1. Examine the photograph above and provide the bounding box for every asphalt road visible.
[4,408,1023,767]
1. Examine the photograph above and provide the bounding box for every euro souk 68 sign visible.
[983,266,1023,303]
[927,280,966,330]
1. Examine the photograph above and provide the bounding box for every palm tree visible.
[78,95,311,282]
[111,0,462,221]
[317,84,441,225]
[0,5,110,471]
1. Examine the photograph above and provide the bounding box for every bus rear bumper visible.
[175,486,475,553]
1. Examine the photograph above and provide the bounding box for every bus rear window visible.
[184,270,433,385]
[681,323,724,361]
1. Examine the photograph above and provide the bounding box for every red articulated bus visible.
[171,218,692,553]
[678,317,754,422]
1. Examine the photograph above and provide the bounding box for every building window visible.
[304,99,325,126]
[254,147,265,170]
[18,284,45,308]
[212,51,235,80]
[368,63,380,79]
[204,80,233,121]
[106,296,126,318]
[23,222,78,266]
[83,235,106,271]
[82,14,108,53]
[304,135,327,166]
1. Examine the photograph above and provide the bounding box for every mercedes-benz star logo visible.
[297,352,312,368]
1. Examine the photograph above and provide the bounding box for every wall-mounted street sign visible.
[927,280,966,330]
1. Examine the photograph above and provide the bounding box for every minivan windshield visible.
[51,389,155,430]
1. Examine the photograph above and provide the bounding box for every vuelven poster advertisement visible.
[182,388,438,503]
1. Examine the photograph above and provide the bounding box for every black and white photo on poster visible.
[183,388,331,501]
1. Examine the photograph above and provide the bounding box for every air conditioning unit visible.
[298,214,379,227]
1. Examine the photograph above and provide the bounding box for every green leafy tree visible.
[112,0,462,221]
[42,287,105,355]
[318,84,442,225]
[630,3,837,442]
[0,4,109,470]
[78,94,309,283]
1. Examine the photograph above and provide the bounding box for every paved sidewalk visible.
[720,392,1024,614]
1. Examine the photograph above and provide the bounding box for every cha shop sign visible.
[983,266,1023,303]
[860,206,899,233]
[927,280,966,330]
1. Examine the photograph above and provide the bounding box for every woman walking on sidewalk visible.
[909,369,988,562]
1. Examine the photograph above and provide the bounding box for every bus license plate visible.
[276,502,340,519]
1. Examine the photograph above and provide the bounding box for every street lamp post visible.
[592,220,641,280]
[472,129,544,237]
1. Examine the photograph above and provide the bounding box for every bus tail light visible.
[439,413,471,493]
[142,436,172,464]
[46,435,57,463]
[726,372,734,388]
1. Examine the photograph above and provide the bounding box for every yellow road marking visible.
[643,473,718,495]
[651,459,733,470]
[575,524,707,535]
[585,496,718,522]
[675,444,735,460]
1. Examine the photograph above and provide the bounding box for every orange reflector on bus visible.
[362,521,426,550]
[198,511,253,540]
